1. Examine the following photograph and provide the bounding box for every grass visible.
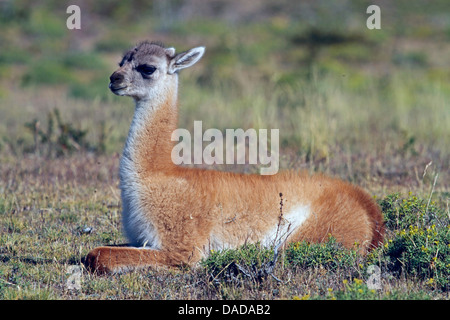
[0,0,449,300]
[0,154,448,300]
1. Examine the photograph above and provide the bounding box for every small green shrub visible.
[201,236,360,285]
[384,224,450,290]
[201,243,275,282]
[379,192,450,290]
[379,192,441,230]
[284,236,358,271]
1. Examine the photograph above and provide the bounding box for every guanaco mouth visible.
[109,83,127,92]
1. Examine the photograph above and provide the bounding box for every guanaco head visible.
[109,41,205,101]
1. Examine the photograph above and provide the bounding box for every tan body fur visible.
[85,42,384,274]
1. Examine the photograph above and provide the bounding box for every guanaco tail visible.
[85,41,384,273]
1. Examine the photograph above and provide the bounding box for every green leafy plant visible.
[384,224,450,290]
[284,236,358,271]
[379,192,441,230]
[379,192,450,291]
[201,243,276,283]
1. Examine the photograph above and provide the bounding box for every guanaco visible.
[85,41,384,273]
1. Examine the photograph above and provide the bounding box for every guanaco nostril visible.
[110,72,124,83]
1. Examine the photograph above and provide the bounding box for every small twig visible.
[210,261,235,284]
[422,161,433,179]
[224,214,236,224]
[234,262,252,278]
[270,273,284,283]
[273,193,284,248]
[0,278,18,287]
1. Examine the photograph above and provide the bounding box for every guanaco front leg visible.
[85,246,184,274]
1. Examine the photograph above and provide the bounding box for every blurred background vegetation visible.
[0,0,448,186]
[0,0,449,300]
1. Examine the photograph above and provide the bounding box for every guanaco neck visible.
[121,77,179,178]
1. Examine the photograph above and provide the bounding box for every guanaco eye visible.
[137,65,156,77]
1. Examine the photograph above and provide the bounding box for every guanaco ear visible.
[168,47,205,74]
[164,47,176,58]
